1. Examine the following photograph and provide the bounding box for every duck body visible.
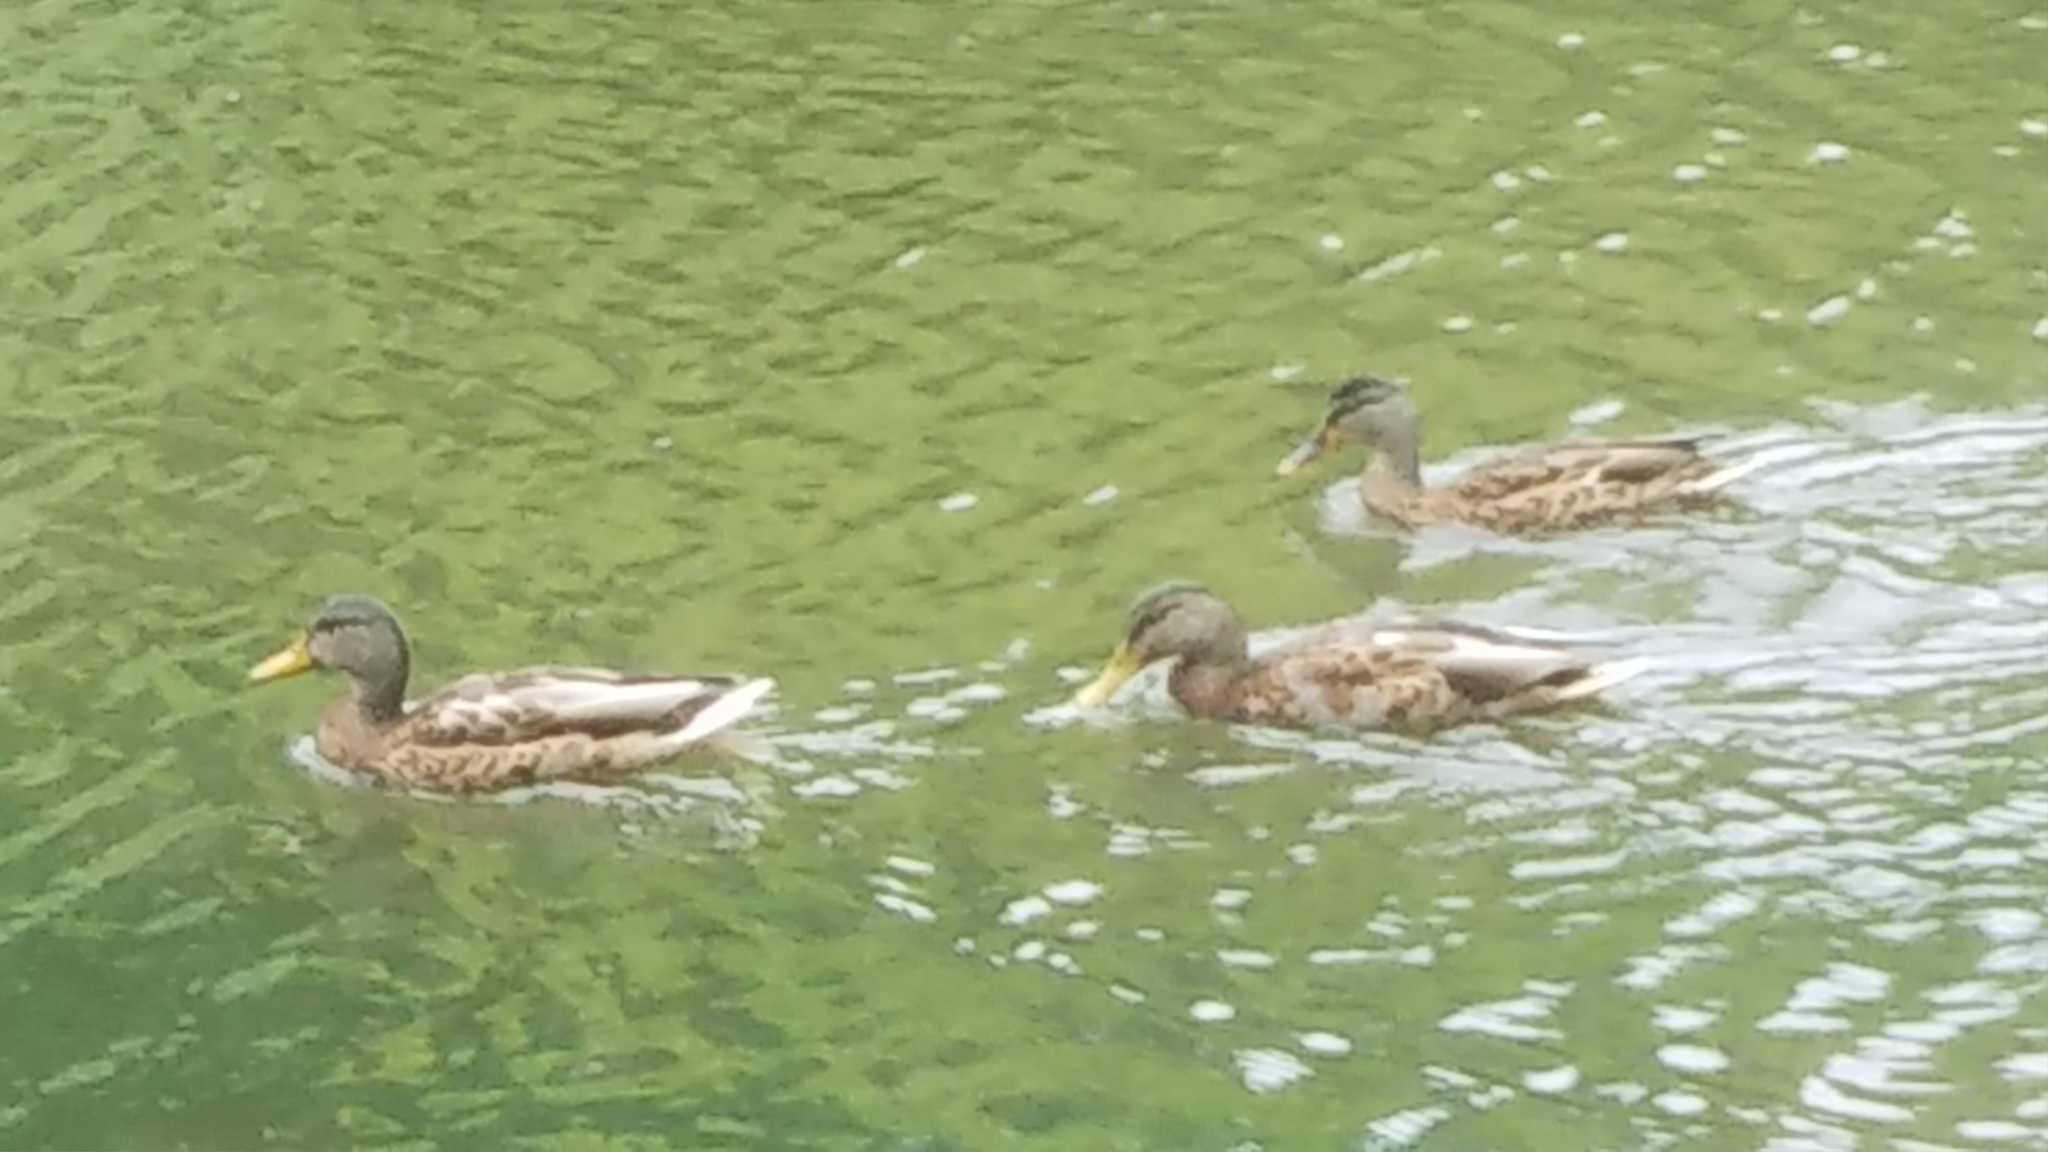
[1364,437,1732,534]
[252,596,772,795]
[1278,376,1759,535]
[1075,583,1642,734]
[311,666,773,794]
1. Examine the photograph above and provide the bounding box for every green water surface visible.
[5,1,2048,1148]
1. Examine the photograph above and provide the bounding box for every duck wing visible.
[1361,624,1646,706]
[407,667,774,747]
[1450,437,1708,500]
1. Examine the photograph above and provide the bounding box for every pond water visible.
[3,0,2046,1148]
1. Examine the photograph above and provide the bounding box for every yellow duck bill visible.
[248,634,314,683]
[1274,431,1329,476]
[1072,643,1144,709]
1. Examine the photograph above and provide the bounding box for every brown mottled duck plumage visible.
[1276,375,1762,534]
[1072,582,1645,732]
[249,595,773,794]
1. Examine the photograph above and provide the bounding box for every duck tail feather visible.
[1681,453,1771,495]
[665,678,776,749]
[1555,657,1650,701]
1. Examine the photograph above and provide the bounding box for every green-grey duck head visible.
[1072,581,1249,708]
[1275,375,1422,482]
[249,594,413,721]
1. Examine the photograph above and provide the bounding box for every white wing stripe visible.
[665,678,776,747]
[524,679,720,723]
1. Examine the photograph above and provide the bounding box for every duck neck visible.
[1369,424,1423,488]
[1168,653,1251,717]
[349,647,409,726]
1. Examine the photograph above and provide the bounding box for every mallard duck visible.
[1275,375,1762,533]
[248,595,774,794]
[1072,582,1643,731]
